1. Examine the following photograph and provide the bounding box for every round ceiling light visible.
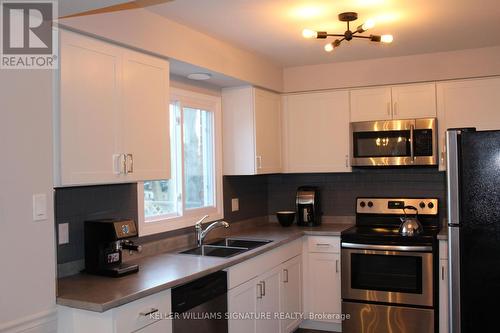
[187,73,212,80]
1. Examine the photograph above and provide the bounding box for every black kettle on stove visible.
[399,206,423,236]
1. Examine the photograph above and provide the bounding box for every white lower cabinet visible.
[135,320,171,333]
[228,276,259,333]
[227,269,283,333]
[303,236,342,331]
[256,266,282,333]
[227,239,303,333]
[439,240,449,333]
[57,289,172,333]
[281,255,302,332]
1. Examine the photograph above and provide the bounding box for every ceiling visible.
[147,0,500,67]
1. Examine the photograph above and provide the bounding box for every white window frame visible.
[137,87,223,236]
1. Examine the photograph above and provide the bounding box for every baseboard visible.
[300,319,342,332]
[0,308,56,333]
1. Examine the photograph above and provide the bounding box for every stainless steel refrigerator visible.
[446,128,500,333]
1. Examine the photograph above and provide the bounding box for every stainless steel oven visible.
[350,118,437,166]
[341,243,434,307]
[341,242,435,333]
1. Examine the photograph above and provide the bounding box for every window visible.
[138,88,222,235]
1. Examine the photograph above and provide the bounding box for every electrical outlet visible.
[58,223,69,245]
[231,198,239,212]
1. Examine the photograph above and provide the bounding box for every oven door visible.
[350,118,436,166]
[341,243,434,307]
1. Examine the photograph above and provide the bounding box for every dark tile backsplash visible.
[267,168,446,218]
[55,183,138,264]
[223,175,268,222]
[56,169,446,268]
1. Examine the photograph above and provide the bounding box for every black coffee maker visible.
[84,219,142,277]
[296,186,322,226]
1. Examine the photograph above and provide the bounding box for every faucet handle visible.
[195,215,209,228]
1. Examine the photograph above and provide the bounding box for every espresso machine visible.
[296,186,322,226]
[84,219,142,277]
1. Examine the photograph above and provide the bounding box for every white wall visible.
[0,70,56,332]
[59,8,283,92]
[284,46,500,92]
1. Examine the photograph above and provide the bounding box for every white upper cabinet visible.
[57,30,170,186]
[282,90,350,173]
[350,83,437,122]
[121,50,170,182]
[437,77,500,170]
[59,31,123,185]
[350,86,392,122]
[391,83,437,119]
[222,86,282,175]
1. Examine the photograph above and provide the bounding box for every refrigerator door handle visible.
[448,226,462,333]
[446,130,461,226]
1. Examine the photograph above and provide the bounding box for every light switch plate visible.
[33,193,47,221]
[58,223,69,245]
[231,198,239,212]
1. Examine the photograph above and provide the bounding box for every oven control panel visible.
[356,198,438,215]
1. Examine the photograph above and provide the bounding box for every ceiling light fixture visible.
[302,12,393,52]
[187,73,212,80]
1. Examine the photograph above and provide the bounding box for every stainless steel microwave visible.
[350,118,437,166]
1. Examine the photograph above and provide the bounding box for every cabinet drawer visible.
[114,289,171,333]
[307,236,340,253]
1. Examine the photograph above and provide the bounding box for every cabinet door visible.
[308,252,341,323]
[437,77,500,170]
[283,91,350,173]
[59,31,123,186]
[391,83,437,119]
[134,320,172,333]
[122,50,170,181]
[256,266,282,333]
[254,88,282,174]
[439,259,449,333]
[280,255,302,333]
[350,87,392,122]
[228,278,258,333]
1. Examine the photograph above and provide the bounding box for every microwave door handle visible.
[410,124,415,161]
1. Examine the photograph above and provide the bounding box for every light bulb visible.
[381,34,393,43]
[324,43,334,52]
[362,19,375,31]
[302,29,318,39]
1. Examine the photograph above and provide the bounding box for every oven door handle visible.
[341,242,432,252]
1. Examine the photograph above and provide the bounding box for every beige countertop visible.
[57,222,353,312]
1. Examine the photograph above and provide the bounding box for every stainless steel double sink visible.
[179,237,272,258]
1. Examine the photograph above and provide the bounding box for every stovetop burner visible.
[342,197,440,247]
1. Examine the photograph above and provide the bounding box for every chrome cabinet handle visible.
[387,101,391,116]
[345,154,348,168]
[260,280,266,296]
[122,153,127,174]
[139,308,159,317]
[256,155,262,170]
[442,265,445,281]
[316,243,331,247]
[393,101,398,115]
[336,259,339,273]
[257,282,263,299]
[283,269,289,283]
[126,153,134,174]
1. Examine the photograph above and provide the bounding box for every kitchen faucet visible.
[195,215,229,247]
